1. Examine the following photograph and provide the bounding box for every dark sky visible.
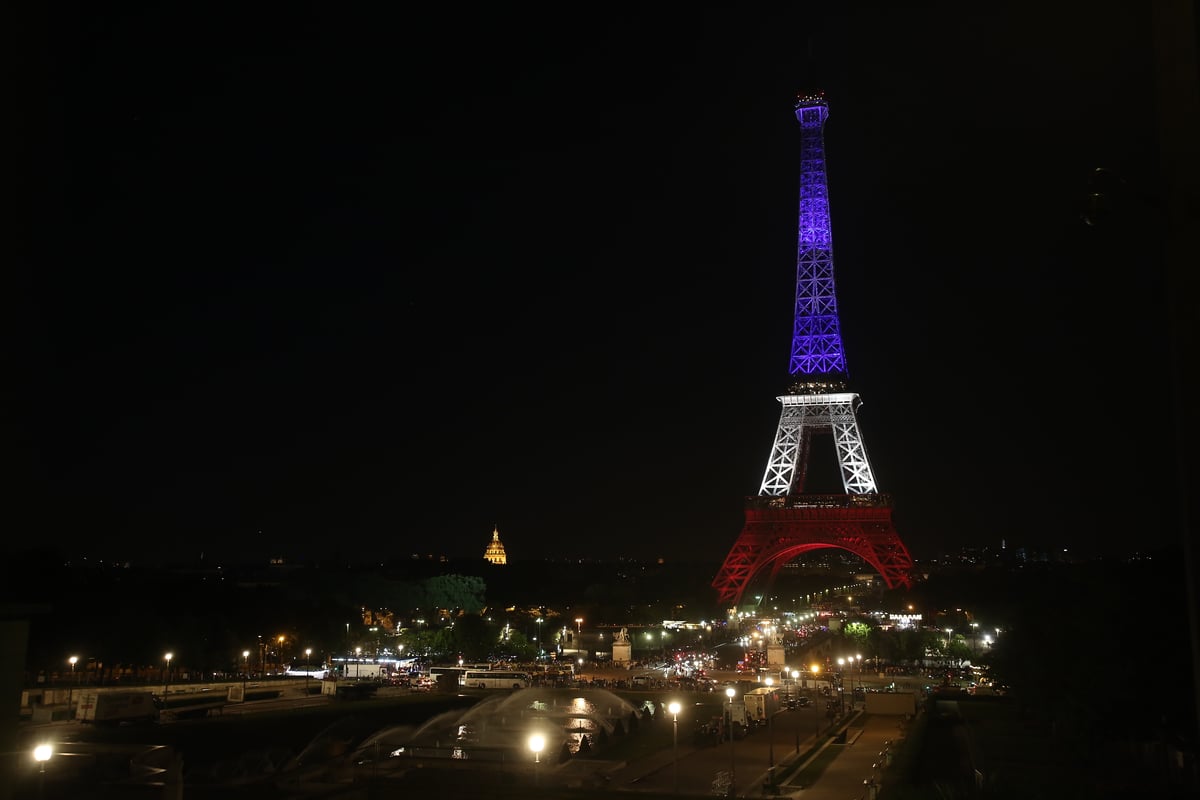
[13,3,1183,567]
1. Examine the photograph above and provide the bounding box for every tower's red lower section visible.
[712,495,915,607]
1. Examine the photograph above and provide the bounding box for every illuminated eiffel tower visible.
[712,91,915,608]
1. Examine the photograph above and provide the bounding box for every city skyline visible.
[14,4,1185,568]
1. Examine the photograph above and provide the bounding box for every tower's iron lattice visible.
[712,91,915,607]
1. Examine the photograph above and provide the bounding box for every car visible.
[794,696,812,708]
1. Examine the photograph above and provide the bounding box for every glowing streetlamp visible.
[529,733,545,787]
[764,677,775,778]
[242,650,249,697]
[68,656,78,685]
[791,669,801,752]
[34,743,52,797]
[810,664,821,739]
[668,700,681,794]
[163,652,173,696]
[575,617,583,636]
[278,635,286,673]
[305,648,313,695]
[726,686,737,794]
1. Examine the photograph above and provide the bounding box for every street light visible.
[278,635,286,673]
[34,743,52,798]
[791,669,801,753]
[575,617,583,636]
[810,665,821,740]
[305,648,313,696]
[68,656,78,685]
[242,650,249,697]
[838,658,849,714]
[163,652,173,696]
[764,677,775,780]
[726,686,737,796]
[529,733,544,787]
[668,700,681,794]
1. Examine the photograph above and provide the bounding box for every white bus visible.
[460,669,531,690]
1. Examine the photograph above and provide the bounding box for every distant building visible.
[484,526,507,565]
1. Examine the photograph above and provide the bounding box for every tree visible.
[494,629,538,662]
[842,621,871,651]
[431,614,494,662]
[422,574,486,615]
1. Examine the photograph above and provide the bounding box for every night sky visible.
[13,4,1184,567]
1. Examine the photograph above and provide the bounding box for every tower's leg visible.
[758,393,879,496]
[712,499,914,608]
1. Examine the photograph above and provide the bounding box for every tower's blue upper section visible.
[789,90,848,391]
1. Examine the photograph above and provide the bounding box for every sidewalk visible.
[604,708,905,798]
[772,713,899,799]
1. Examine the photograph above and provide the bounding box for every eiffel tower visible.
[712,91,914,608]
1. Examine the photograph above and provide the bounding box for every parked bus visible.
[460,669,530,690]
[428,665,470,687]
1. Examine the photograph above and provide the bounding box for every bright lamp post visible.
[764,677,775,779]
[68,656,78,685]
[529,733,544,787]
[163,652,173,696]
[305,648,313,695]
[837,658,846,713]
[791,669,801,752]
[34,743,52,797]
[668,701,681,794]
[242,650,249,696]
[726,686,737,794]
[811,665,821,739]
